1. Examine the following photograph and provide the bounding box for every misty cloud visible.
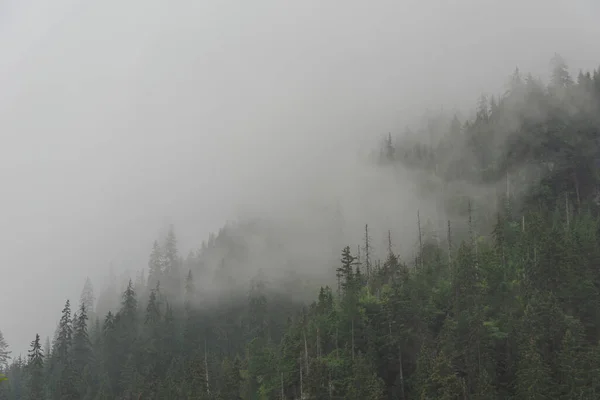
[1,0,599,354]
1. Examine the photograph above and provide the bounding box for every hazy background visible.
[1,0,599,355]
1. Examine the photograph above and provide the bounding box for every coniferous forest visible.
[3,56,600,399]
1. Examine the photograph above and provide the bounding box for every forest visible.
[2,55,600,399]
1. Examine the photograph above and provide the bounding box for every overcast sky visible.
[0,0,599,354]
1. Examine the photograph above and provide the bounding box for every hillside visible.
[2,56,600,399]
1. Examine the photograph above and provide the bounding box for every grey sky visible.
[0,0,599,354]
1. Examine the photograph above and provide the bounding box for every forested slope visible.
[3,55,600,399]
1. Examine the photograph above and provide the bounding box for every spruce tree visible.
[0,329,10,370]
[80,277,95,320]
[147,240,163,290]
[27,334,44,400]
[52,299,77,400]
[72,303,92,397]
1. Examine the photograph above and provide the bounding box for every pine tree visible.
[145,283,162,326]
[80,277,95,319]
[557,327,587,399]
[147,240,163,290]
[54,300,73,361]
[184,269,196,311]
[72,303,92,397]
[163,225,181,297]
[114,279,138,391]
[27,334,44,400]
[0,329,10,370]
[248,275,269,340]
[72,304,91,367]
[550,53,573,88]
[346,354,385,400]
[384,132,395,162]
[141,282,162,396]
[52,299,77,400]
[120,279,137,321]
[100,311,118,397]
[516,337,553,400]
[336,246,356,295]
[219,356,242,400]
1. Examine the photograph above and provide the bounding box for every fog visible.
[1,0,599,354]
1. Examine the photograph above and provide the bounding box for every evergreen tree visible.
[80,277,96,319]
[184,269,196,311]
[163,225,181,297]
[72,303,92,397]
[551,53,573,88]
[0,330,10,371]
[336,246,356,295]
[52,299,77,400]
[147,240,163,290]
[27,334,44,400]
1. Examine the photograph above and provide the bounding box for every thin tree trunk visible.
[281,372,285,400]
[351,318,355,361]
[317,327,321,359]
[447,219,452,266]
[399,345,405,400]
[417,210,423,267]
[364,224,371,277]
[468,199,479,268]
[204,338,210,395]
[300,363,303,400]
[566,192,570,227]
[574,172,581,210]
[329,369,333,399]
[304,331,309,375]
[389,321,405,400]
[336,326,339,359]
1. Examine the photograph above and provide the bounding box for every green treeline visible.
[2,55,600,399]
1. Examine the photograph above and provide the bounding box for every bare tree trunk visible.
[399,346,405,400]
[300,363,303,400]
[417,210,423,267]
[329,369,333,399]
[281,372,285,400]
[447,219,452,266]
[468,199,479,267]
[335,326,339,359]
[566,192,570,227]
[304,331,309,375]
[204,338,210,396]
[574,172,581,210]
[364,224,371,277]
[351,318,355,361]
[389,321,405,399]
[317,327,321,359]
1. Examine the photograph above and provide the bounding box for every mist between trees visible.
[3,55,600,399]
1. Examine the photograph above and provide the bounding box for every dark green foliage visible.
[26,334,44,400]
